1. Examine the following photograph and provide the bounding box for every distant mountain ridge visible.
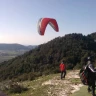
[0,43,37,63]
[0,43,37,50]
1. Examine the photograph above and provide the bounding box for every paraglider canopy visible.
[38,18,59,35]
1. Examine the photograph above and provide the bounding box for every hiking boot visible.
[92,93,95,96]
[88,87,91,92]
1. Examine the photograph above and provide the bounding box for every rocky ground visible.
[42,70,83,96]
[0,70,84,96]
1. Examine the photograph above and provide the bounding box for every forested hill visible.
[0,33,96,81]
[88,32,96,41]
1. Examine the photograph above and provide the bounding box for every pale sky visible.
[0,0,96,45]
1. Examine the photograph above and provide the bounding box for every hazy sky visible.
[0,0,96,45]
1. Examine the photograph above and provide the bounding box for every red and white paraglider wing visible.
[49,19,59,32]
[38,18,59,35]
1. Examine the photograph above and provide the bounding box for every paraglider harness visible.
[79,65,88,85]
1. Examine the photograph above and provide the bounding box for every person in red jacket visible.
[60,61,66,79]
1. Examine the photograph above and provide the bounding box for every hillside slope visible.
[0,70,93,96]
[0,33,96,81]
[6,70,84,96]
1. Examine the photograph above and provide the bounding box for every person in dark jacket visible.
[85,57,96,96]
[60,61,66,79]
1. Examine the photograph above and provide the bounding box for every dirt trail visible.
[42,70,83,96]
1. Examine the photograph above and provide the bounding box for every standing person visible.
[85,57,96,96]
[60,60,66,79]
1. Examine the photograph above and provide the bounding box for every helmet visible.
[87,56,91,60]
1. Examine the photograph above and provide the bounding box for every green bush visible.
[9,82,28,93]
[28,72,42,81]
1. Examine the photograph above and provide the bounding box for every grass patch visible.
[70,86,92,96]
[8,73,59,96]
